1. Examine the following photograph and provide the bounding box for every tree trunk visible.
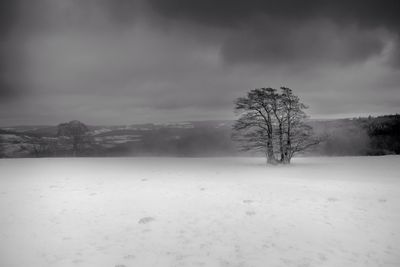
[283,139,291,164]
[73,136,78,157]
[278,124,284,162]
[266,138,277,165]
[282,153,291,164]
[265,113,277,165]
[284,108,292,164]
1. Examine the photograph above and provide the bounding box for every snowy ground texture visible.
[0,156,399,267]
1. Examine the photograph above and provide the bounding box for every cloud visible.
[148,0,400,30]
[0,1,399,125]
[0,0,141,102]
[148,0,400,67]
[221,18,388,67]
[0,0,23,101]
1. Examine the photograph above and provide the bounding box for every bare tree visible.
[0,135,4,158]
[233,88,279,165]
[29,137,57,157]
[279,87,320,163]
[233,87,319,165]
[57,120,89,156]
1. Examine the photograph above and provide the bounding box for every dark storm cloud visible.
[0,0,20,37]
[221,19,387,66]
[0,0,399,125]
[0,0,140,102]
[0,0,22,101]
[15,0,140,32]
[148,0,400,30]
[149,0,400,66]
[0,42,26,102]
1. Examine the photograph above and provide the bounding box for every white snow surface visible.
[0,156,399,267]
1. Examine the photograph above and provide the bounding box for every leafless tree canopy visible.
[233,87,320,165]
[57,120,90,156]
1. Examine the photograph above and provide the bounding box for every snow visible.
[1,134,25,141]
[153,122,194,128]
[91,128,112,135]
[96,135,142,145]
[0,156,399,267]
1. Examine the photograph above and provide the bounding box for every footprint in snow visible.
[72,259,84,264]
[124,254,135,260]
[138,217,155,224]
[246,211,256,216]
[327,197,338,202]
[318,253,327,261]
[378,198,387,203]
[141,178,148,182]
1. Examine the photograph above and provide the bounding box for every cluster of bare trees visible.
[57,120,91,156]
[29,137,58,157]
[233,87,320,165]
[20,120,91,157]
[3,120,93,158]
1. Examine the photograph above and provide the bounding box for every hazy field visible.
[0,156,399,267]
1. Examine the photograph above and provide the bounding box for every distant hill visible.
[1,116,399,158]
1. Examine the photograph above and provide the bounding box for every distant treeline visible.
[310,114,400,156]
[364,115,400,155]
[0,115,399,157]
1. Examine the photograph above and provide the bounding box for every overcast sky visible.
[1,0,399,126]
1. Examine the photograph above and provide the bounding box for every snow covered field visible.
[0,156,399,267]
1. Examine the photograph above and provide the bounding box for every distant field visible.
[0,156,399,267]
